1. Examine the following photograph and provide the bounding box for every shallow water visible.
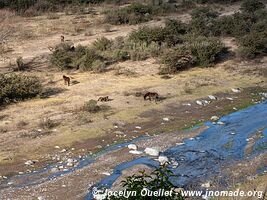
[86,101,267,199]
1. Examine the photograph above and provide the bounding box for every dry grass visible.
[0,3,266,168]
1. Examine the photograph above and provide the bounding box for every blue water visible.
[86,101,267,199]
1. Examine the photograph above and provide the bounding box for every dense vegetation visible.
[0,73,43,105]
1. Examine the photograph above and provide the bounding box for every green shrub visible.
[83,99,100,113]
[39,118,57,130]
[107,165,184,200]
[0,73,42,105]
[129,26,165,45]
[50,43,103,71]
[160,47,196,74]
[240,0,265,13]
[104,3,153,25]
[16,57,27,71]
[113,49,129,61]
[91,60,107,72]
[129,20,187,46]
[76,49,103,71]
[237,31,267,59]
[93,37,113,51]
[187,36,225,66]
[190,7,219,36]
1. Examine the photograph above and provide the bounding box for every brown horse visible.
[144,92,159,101]
[63,75,70,86]
[98,96,110,102]
[61,35,65,43]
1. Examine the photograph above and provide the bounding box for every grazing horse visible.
[98,96,110,102]
[144,92,159,101]
[61,35,65,43]
[63,75,70,86]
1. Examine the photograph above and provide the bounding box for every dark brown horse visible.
[98,96,110,102]
[144,92,159,101]
[63,75,70,86]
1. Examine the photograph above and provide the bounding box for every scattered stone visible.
[259,92,267,98]
[62,185,66,187]
[37,129,42,132]
[54,146,60,149]
[18,172,24,175]
[232,88,241,93]
[128,144,137,150]
[189,137,194,140]
[101,172,111,176]
[196,100,204,106]
[25,160,35,166]
[182,103,191,106]
[163,118,169,122]
[217,121,225,125]
[233,107,237,110]
[50,167,59,173]
[226,97,234,101]
[176,142,185,146]
[60,149,67,153]
[135,126,142,129]
[210,116,219,121]
[37,197,45,200]
[172,161,179,169]
[230,132,236,135]
[201,181,211,188]
[208,95,217,100]
[129,150,143,155]
[144,148,160,157]
[114,131,124,135]
[157,156,169,165]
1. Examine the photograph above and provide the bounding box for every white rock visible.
[217,121,225,125]
[67,158,74,163]
[208,95,217,100]
[176,142,185,146]
[259,92,267,98]
[114,131,124,135]
[129,150,143,155]
[60,149,67,153]
[157,156,169,165]
[230,132,236,135]
[232,88,241,93]
[38,197,45,200]
[37,129,42,132]
[101,172,111,176]
[54,146,60,149]
[182,103,191,106]
[210,116,219,121]
[201,181,211,188]
[163,118,169,121]
[25,160,34,166]
[226,97,234,101]
[50,168,59,173]
[144,148,160,157]
[172,161,179,168]
[135,126,142,129]
[128,144,137,150]
[196,100,203,106]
